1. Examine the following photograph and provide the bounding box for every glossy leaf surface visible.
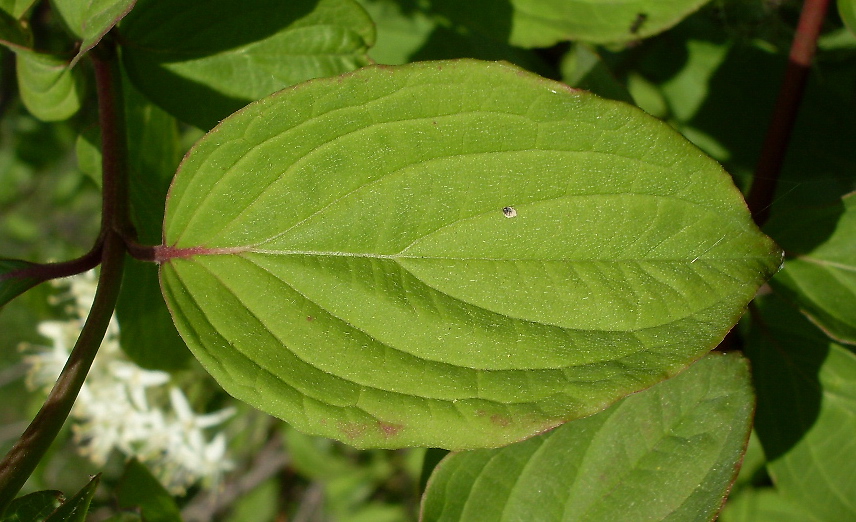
[747,295,856,522]
[421,353,754,522]
[160,60,780,449]
[766,194,856,344]
[120,0,375,129]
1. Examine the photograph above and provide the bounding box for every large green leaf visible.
[159,60,781,450]
[747,295,856,521]
[765,193,856,344]
[421,353,754,522]
[50,0,136,66]
[120,0,375,130]
[15,51,84,122]
[430,0,712,48]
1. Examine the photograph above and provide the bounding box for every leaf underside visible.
[421,353,755,522]
[160,60,781,449]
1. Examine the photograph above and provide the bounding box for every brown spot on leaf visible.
[306,316,315,322]
[338,422,368,440]
[491,414,512,427]
[378,421,404,438]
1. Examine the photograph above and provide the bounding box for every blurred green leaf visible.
[224,478,278,522]
[0,0,37,19]
[116,460,182,522]
[421,353,754,521]
[160,60,779,450]
[747,295,856,521]
[2,491,63,522]
[0,258,39,307]
[0,7,31,50]
[45,474,99,522]
[357,0,435,65]
[720,488,815,522]
[50,0,136,65]
[114,76,190,370]
[840,0,856,36]
[15,51,84,122]
[561,43,634,104]
[120,0,375,129]
[765,193,856,344]
[429,0,713,48]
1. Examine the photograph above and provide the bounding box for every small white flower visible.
[22,271,235,494]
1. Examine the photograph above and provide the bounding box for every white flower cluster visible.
[22,271,235,495]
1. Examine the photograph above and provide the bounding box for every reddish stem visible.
[746,0,830,226]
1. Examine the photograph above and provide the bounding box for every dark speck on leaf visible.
[503,206,517,218]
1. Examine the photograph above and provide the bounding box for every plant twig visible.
[0,35,130,516]
[0,235,104,283]
[746,0,830,226]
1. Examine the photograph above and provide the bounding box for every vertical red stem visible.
[746,0,830,226]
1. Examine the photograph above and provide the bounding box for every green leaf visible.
[15,51,85,122]
[114,75,190,370]
[160,60,781,450]
[429,0,713,48]
[120,0,375,130]
[0,0,37,19]
[2,491,63,522]
[0,258,40,307]
[421,353,754,521]
[50,0,136,66]
[561,43,635,104]
[720,489,815,522]
[841,0,856,37]
[45,474,99,522]
[0,7,31,50]
[747,295,856,521]
[765,193,856,344]
[116,460,182,522]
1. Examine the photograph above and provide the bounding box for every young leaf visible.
[421,353,755,522]
[765,193,856,344]
[15,51,84,122]
[120,0,375,130]
[747,295,856,522]
[0,258,40,307]
[45,474,99,522]
[160,60,781,450]
[2,491,63,522]
[429,0,712,48]
[49,0,136,66]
